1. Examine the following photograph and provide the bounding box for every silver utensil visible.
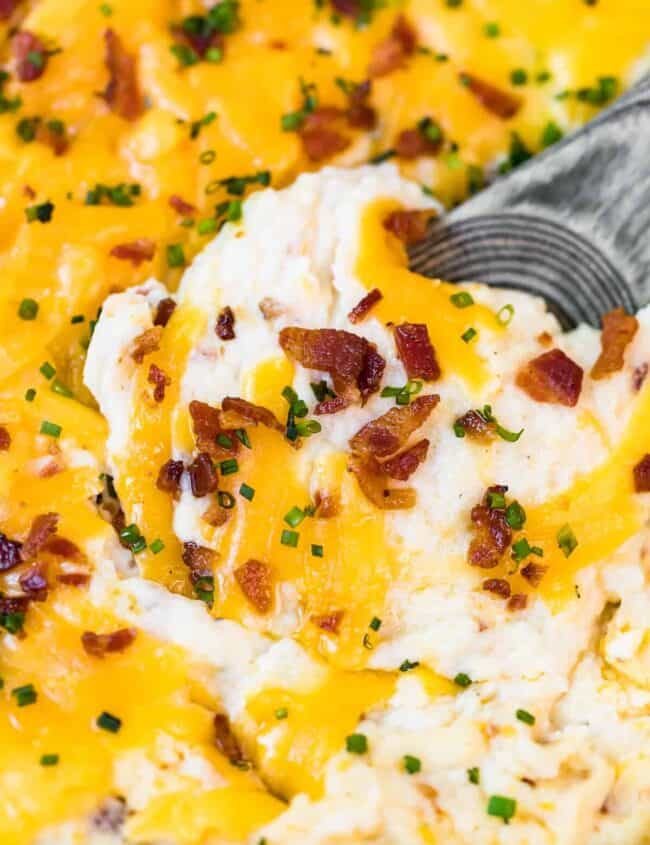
[409,75,650,328]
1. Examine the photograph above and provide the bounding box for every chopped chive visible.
[450,291,474,308]
[541,120,563,148]
[468,766,480,784]
[369,616,382,631]
[510,68,528,86]
[345,733,368,754]
[496,304,515,325]
[39,361,56,380]
[310,380,334,402]
[40,753,59,766]
[25,201,54,223]
[18,298,39,320]
[12,683,37,706]
[295,419,322,437]
[24,388,36,402]
[166,243,185,268]
[399,659,419,672]
[505,501,526,530]
[557,524,578,557]
[40,420,61,438]
[149,538,165,554]
[454,672,472,688]
[453,421,466,438]
[516,708,535,725]
[496,423,523,443]
[217,491,236,509]
[487,795,516,823]
[51,379,74,399]
[275,707,289,720]
[216,433,233,449]
[486,491,506,510]
[96,711,121,733]
[219,458,239,475]
[239,483,255,501]
[280,529,299,548]
[511,538,543,563]
[171,43,200,67]
[461,327,477,343]
[197,218,217,235]
[234,428,251,448]
[70,314,84,324]
[226,199,242,222]
[99,3,112,15]
[484,21,500,37]
[369,148,396,165]
[311,544,324,558]
[403,754,421,774]
[1,612,25,634]
[194,575,214,606]
[199,149,216,165]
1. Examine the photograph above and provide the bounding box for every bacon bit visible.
[22,512,58,560]
[311,610,343,634]
[102,28,143,121]
[459,72,522,119]
[633,363,648,392]
[0,595,30,616]
[153,297,177,327]
[202,501,231,527]
[279,327,386,404]
[147,363,170,402]
[213,713,245,765]
[314,395,348,415]
[156,459,184,499]
[19,563,48,600]
[455,410,491,440]
[591,307,638,380]
[57,571,90,587]
[169,194,195,216]
[382,438,429,481]
[482,578,511,599]
[468,486,512,569]
[259,297,285,320]
[220,396,284,433]
[537,331,554,347]
[110,238,156,266]
[215,306,236,341]
[330,0,359,15]
[0,0,23,19]
[346,80,376,130]
[37,455,65,478]
[633,454,650,493]
[516,349,583,407]
[174,18,223,59]
[92,798,127,833]
[300,112,350,162]
[130,326,163,364]
[395,128,441,159]
[508,593,528,612]
[348,288,383,324]
[349,454,417,510]
[45,536,83,560]
[350,395,439,459]
[368,15,417,78]
[383,210,432,245]
[188,452,218,498]
[234,559,273,614]
[189,400,238,461]
[81,627,136,658]
[14,31,47,82]
[314,490,340,518]
[182,541,215,588]
[0,426,10,451]
[521,561,547,588]
[23,184,36,199]
[36,121,68,156]
[0,533,23,572]
[394,323,441,381]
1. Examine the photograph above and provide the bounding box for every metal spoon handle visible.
[410,75,650,328]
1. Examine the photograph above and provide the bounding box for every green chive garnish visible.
[18,298,39,320]
[454,672,472,688]
[496,304,515,325]
[280,529,299,548]
[97,711,122,733]
[40,420,61,438]
[505,501,526,530]
[40,753,59,766]
[487,795,516,823]
[311,544,324,558]
[450,291,474,308]
[275,707,289,720]
[461,327,477,343]
[24,388,36,402]
[219,458,239,475]
[516,708,535,725]
[40,361,55,380]
[468,766,480,784]
[345,733,368,754]
[403,755,421,774]
[149,538,165,554]
[557,524,578,557]
[12,684,37,706]
[239,483,255,501]
[369,616,382,631]
[166,243,186,268]
[399,659,419,672]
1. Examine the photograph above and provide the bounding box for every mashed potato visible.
[64,165,650,844]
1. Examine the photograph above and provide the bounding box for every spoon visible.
[409,75,650,329]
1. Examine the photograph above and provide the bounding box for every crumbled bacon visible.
[156,459,184,499]
[350,395,439,459]
[153,297,177,327]
[314,490,340,518]
[395,127,442,159]
[259,297,285,320]
[0,0,23,19]
[110,239,156,266]
[147,363,170,402]
[633,454,650,493]
[57,571,90,587]
[300,109,350,162]
[130,326,162,364]
[189,400,238,461]
[22,512,58,560]
[45,536,84,560]
[14,31,47,82]
[215,306,236,341]
[0,595,30,616]
[36,121,68,156]
[521,561,547,588]
[460,72,522,119]
[348,288,382,324]
[383,210,432,245]
[0,533,23,572]
[0,426,10,451]
[467,486,512,569]
[234,559,273,614]
[591,307,638,380]
[19,563,48,600]
[508,593,528,612]
[482,578,511,599]
[311,610,343,634]
[202,501,231,527]
[220,396,284,433]
[314,395,348,415]
[382,438,429,481]
[368,15,416,78]
[188,452,218,498]
[173,18,223,59]
[81,627,136,658]
[182,541,215,586]
[213,713,245,765]
[394,323,441,381]
[345,80,376,130]
[348,454,417,510]
[169,194,196,216]
[455,410,491,439]
[102,29,143,121]
[516,349,583,407]
[279,327,385,404]
[92,797,127,834]
[330,0,360,15]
